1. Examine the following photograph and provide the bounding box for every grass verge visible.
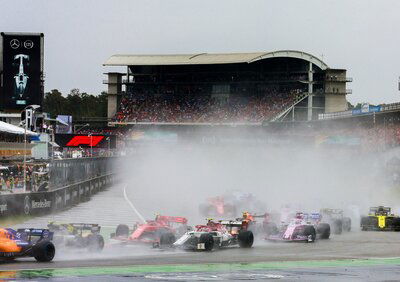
[0,215,32,227]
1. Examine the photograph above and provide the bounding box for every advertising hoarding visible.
[0,33,44,110]
[55,134,117,149]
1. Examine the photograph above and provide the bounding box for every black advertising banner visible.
[1,33,43,109]
[55,134,117,149]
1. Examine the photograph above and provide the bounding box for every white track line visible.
[123,185,146,224]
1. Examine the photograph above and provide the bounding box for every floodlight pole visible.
[88,133,93,157]
[106,137,110,156]
[21,104,40,192]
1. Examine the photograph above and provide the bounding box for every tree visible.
[43,89,107,119]
[43,89,67,118]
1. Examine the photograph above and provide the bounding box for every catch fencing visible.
[0,157,117,217]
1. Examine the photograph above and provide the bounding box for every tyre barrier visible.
[0,173,116,218]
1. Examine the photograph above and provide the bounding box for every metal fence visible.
[49,157,116,189]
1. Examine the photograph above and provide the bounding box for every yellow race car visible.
[361,206,400,231]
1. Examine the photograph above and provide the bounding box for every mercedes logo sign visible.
[24,195,30,215]
[24,40,34,49]
[10,39,20,49]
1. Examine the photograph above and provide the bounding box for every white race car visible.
[173,219,254,251]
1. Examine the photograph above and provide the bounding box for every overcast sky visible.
[1,0,399,104]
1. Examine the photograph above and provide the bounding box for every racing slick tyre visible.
[360,216,373,231]
[263,222,279,236]
[198,233,214,251]
[238,230,254,248]
[115,224,130,237]
[332,220,343,235]
[393,218,400,231]
[343,217,351,232]
[316,223,330,239]
[304,226,316,243]
[159,232,176,248]
[33,241,56,262]
[87,234,105,252]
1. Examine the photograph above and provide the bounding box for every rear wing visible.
[310,213,322,219]
[156,215,188,224]
[16,228,53,240]
[48,222,101,233]
[252,214,268,218]
[320,208,343,215]
[302,213,321,222]
[369,206,391,215]
[219,220,244,227]
[68,223,101,232]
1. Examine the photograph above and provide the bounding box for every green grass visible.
[0,215,32,227]
[5,257,400,279]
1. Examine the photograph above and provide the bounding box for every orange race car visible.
[0,228,55,262]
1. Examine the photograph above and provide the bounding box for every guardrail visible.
[0,173,116,217]
[381,102,400,112]
[49,157,116,189]
[325,77,353,82]
[318,102,400,120]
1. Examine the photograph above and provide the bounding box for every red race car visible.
[199,191,265,218]
[110,215,189,247]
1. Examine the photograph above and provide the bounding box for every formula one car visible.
[361,206,400,231]
[264,212,330,242]
[14,54,29,97]
[266,214,317,243]
[320,208,351,234]
[110,215,189,247]
[0,228,55,262]
[47,222,104,252]
[173,219,254,251]
[304,212,331,239]
[199,191,265,218]
[238,211,280,236]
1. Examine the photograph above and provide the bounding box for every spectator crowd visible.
[0,162,49,193]
[114,91,297,123]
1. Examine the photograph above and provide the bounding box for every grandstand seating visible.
[113,91,297,123]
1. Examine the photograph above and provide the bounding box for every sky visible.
[1,0,399,104]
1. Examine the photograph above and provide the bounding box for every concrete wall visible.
[106,73,123,119]
[0,173,116,217]
[325,94,348,113]
[324,69,349,113]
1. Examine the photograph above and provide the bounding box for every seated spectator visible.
[113,89,296,124]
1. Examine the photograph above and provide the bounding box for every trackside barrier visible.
[0,173,116,218]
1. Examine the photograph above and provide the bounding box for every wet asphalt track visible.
[2,230,400,270]
[3,264,400,281]
[3,184,400,280]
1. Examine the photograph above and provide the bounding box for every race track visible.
[2,231,400,270]
[3,183,400,281]
[0,182,400,281]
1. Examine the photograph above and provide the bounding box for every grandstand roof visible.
[103,50,329,70]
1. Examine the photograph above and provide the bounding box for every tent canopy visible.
[0,121,38,136]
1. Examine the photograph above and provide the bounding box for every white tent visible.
[0,121,38,136]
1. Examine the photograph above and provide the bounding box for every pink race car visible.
[266,213,316,243]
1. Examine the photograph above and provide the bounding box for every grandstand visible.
[103,51,352,125]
